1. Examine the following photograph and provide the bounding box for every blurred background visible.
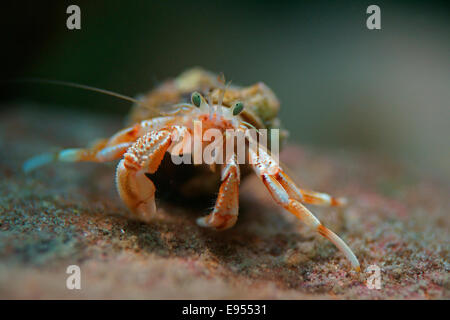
[1,0,449,178]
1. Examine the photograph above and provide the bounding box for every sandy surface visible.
[0,105,448,299]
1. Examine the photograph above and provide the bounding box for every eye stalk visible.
[232,101,244,116]
[191,91,202,107]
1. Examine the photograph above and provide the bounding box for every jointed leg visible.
[243,129,346,207]
[249,146,360,271]
[58,142,133,163]
[23,116,176,172]
[116,126,190,222]
[197,154,240,230]
[274,170,347,207]
[106,117,178,147]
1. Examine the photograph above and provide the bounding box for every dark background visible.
[1,0,449,178]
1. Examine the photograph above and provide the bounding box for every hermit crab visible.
[24,68,360,271]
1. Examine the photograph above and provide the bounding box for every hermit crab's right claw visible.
[116,159,157,222]
[115,126,190,223]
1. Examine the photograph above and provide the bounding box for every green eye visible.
[232,102,244,115]
[191,92,202,107]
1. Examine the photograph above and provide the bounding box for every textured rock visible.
[0,105,448,299]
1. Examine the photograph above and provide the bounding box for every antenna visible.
[8,78,142,105]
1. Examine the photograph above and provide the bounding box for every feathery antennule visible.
[207,93,215,119]
[217,73,226,108]
[215,92,222,117]
[217,73,234,119]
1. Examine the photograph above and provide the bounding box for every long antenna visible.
[9,78,142,105]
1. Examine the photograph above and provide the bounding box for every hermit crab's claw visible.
[116,159,157,222]
[115,126,190,223]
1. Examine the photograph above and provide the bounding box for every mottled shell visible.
[127,67,283,132]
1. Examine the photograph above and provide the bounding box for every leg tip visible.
[23,152,56,173]
[333,197,348,207]
[196,216,210,228]
[196,214,237,231]
[133,201,157,224]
